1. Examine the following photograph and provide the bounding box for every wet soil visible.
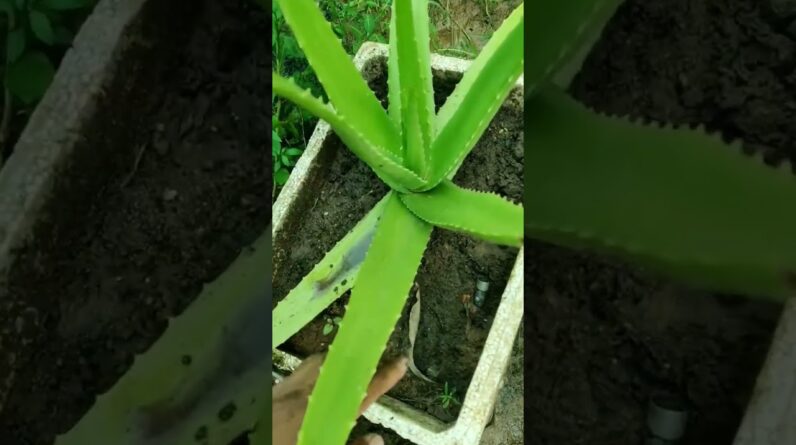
[0,1,269,444]
[272,68,523,422]
[525,0,795,444]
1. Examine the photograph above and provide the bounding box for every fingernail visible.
[364,433,384,445]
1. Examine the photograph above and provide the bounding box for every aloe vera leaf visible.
[273,74,426,192]
[425,4,523,189]
[548,0,624,88]
[387,1,402,131]
[298,195,432,445]
[276,0,401,159]
[400,180,523,247]
[526,86,796,299]
[56,232,271,445]
[272,194,389,348]
[525,0,622,94]
[394,0,434,176]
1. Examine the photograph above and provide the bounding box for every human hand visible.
[272,353,408,445]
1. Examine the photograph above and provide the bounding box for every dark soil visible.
[272,67,524,422]
[525,0,794,444]
[0,1,269,444]
[350,419,414,445]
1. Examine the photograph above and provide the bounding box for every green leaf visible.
[363,14,376,36]
[425,4,523,189]
[393,0,435,177]
[0,1,15,26]
[298,194,432,445]
[276,0,402,159]
[273,73,427,192]
[6,27,26,62]
[38,0,93,10]
[525,86,796,299]
[387,1,402,130]
[6,51,55,104]
[272,196,388,348]
[322,323,334,335]
[285,148,303,156]
[526,0,622,93]
[275,169,290,185]
[400,180,523,247]
[29,10,55,45]
[57,232,271,445]
[279,34,300,60]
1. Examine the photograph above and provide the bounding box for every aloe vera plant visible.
[520,0,796,300]
[271,0,523,444]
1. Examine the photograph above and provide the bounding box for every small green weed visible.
[320,0,391,53]
[437,382,460,411]
[321,316,342,336]
[272,130,303,187]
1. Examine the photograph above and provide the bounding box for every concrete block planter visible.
[0,0,151,412]
[272,42,524,445]
[0,1,269,442]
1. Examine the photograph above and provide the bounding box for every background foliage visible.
[0,0,96,163]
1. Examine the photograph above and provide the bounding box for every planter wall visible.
[0,0,270,442]
[0,0,152,415]
[272,42,524,445]
[734,298,796,444]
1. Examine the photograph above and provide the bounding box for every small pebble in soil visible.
[163,189,178,202]
[218,402,237,422]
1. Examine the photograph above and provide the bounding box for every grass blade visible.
[526,86,796,299]
[297,195,432,445]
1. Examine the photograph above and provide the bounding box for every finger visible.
[350,433,385,445]
[358,356,408,415]
[272,354,327,445]
[273,353,325,401]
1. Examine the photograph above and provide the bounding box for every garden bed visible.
[0,0,268,443]
[525,0,795,444]
[272,55,523,424]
